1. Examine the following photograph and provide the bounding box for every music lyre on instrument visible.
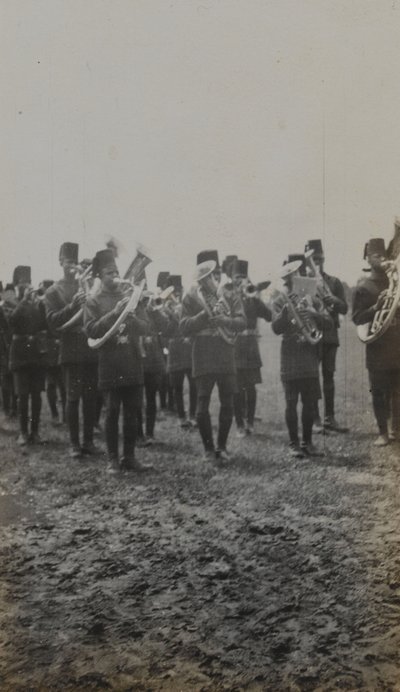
[87,245,152,350]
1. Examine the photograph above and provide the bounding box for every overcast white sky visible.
[1,0,400,288]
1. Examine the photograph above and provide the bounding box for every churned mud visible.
[0,321,399,691]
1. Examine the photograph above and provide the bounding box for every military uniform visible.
[352,261,400,439]
[45,243,98,456]
[180,255,246,459]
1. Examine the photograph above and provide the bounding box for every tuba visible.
[278,260,323,345]
[87,245,152,350]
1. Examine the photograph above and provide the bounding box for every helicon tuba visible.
[87,244,152,350]
[357,222,400,343]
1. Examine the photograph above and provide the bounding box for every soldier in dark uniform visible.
[84,249,152,471]
[231,259,272,436]
[352,238,400,446]
[0,283,18,419]
[166,275,197,428]
[304,239,348,432]
[180,252,246,462]
[45,243,98,459]
[38,280,66,426]
[9,266,48,446]
[271,256,332,458]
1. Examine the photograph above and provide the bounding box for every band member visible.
[0,284,18,418]
[45,243,98,459]
[84,249,152,471]
[166,275,197,428]
[304,239,348,432]
[352,238,400,446]
[231,259,272,436]
[137,290,170,444]
[9,266,48,445]
[38,280,66,426]
[180,254,246,462]
[271,256,332,458]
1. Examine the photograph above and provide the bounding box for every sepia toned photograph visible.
[1,1,400,689]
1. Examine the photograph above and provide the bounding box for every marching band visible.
[1,222,400,470]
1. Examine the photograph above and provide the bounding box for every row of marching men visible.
[0,236,352,469]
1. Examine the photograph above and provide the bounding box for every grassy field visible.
[0,318,399,691]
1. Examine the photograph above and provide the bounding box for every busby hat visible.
[59,242,79,263]
[365,238,386,259]
[196,249,220,267]
[195,260,217,283]
[232,259,248,278]
[221,255,238,278]
[157,271,170,289]
[168,274,182,290]
[305,239,324,257]
[13,266,31,285]
[92,249,118,278]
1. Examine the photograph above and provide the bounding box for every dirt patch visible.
[0,321,400,690]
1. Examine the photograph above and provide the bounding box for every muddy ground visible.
[0,320,400,691]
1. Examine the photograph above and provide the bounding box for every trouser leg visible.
[15,370,29,435]
[246,385,257,426]
[173,371,185,419]
[30,369,44,434]
[82,363,97,445]
[234,388,245,428]
[284,382,299,445]
[196,393,214,451]
[301,387,315,445]
[145,373,158,437]
[188,373,197,419]
[369,370,389,435]
[122,386,141,458]
[46,368,58,418]
[217,391,233,450]
[105,389,120,458]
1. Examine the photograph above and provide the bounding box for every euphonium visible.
[279,260,323,345]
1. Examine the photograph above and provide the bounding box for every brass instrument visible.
[304,249,335,304]
[357,255,400,343]
[87,245,152,350]
[58,263,93,332]
[244,280,271,298]
[278,260,323,345]
[197,278,238,346]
